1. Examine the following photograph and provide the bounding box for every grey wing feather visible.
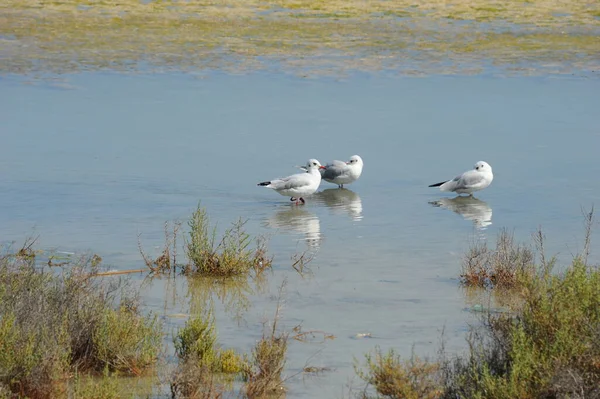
[321,160,346,180]
[271,174,311,190]
[456,171,484,189]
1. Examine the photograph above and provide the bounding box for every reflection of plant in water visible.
[461,285,524,314]
[71,367,158,399]
[291,248,316,279]
[187,274,267,322]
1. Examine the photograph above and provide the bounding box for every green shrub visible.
[244,314,288,398]
[447,259,600,398]
[185,204,271,277]
[93,306,161,374]
[171,312,246,398]
[173,312,246,374]
[355,347,442,399]
[0,245,163,397]
[461,229,535,288]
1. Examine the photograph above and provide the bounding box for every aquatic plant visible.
[460,229,535,288]
[92,305,161,375]
[444,257,600,398]
[355,348,443,399]
[446,210,600,397]
[0,243,162,398]
[170,362,225,399]
[184,203,272,277]
[359,210,600,398]
[171,311,247,398]
[243,284,289,398]
[139,220,182,275]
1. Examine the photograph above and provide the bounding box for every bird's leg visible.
[300,198,305,204]
[338,184,343,188]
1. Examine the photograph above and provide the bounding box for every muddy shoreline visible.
[2,0,599,76]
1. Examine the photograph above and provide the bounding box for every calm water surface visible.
[1,72,599,397]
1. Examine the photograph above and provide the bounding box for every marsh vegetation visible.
[2,0,599,75]
[3,202,600,398]
[0,243,162,398]
[356,214,600,398]
[0,204,294,398]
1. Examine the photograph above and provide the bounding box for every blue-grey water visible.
[1,72,599,397]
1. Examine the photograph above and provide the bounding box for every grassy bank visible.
[1,0,599,75]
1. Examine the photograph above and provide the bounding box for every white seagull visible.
[304,155,363,188]
[429,161,493,196]
[258,159,324,204]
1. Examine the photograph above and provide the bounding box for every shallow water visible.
[1,71,600,397]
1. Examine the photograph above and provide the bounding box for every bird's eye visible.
[313,162,317,166]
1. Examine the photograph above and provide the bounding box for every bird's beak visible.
[319,165,326,169]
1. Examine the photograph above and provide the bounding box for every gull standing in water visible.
[307,155,364,188]
[429,161,493,196]
[258,159,324,204]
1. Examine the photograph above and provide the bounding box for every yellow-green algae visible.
[1,0,599,75]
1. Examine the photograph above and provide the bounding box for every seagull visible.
[301,155,363,188]
[429,161,493,196]
[258,159,324,204]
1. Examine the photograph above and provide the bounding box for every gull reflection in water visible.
[429,196,492,229]
[312,188,363,221]
[264,206,322,249]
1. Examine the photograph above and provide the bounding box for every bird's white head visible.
[347,155,363,166]
[474,161,492,173]
[346,155,362,165]
[305,159,325,172]
[347,155,364,177]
